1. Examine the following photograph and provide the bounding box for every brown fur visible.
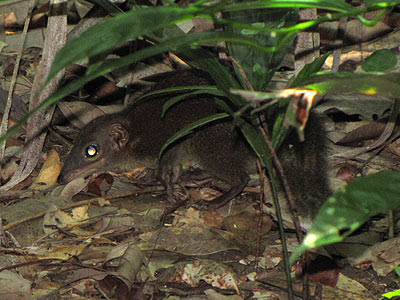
[59,70,330,216]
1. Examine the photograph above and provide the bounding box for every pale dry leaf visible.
[37,241,92,260]
[165,260,240,293]
[43,204,76,234]
[4,12,17,27]
[30,149,61,190]
[72,206,89,220]
[59,176,91,199]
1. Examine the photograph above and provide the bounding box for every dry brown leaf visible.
[72,205,90,220]
[159,259,240,293]
[37,241,92,260]
[30,149,61,190]
[58,175,91,198]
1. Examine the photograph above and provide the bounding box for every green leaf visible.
[222,0,354,13]
[159,113,229,157]
[136,85,219,103]
[290,171,400,264]
[179,48,247,107]
[46,5,205,83]
[362,49,398,72]
[224,7,297,91]
[161,89,224,117]
[237,118,273,168]
[365,0,400,6]
[270,107,290,149]
[382,289,400,299]
[395,265,400,277]
[147,24,247,106]
[43,0,400,87]
[289,52,330,87]
[294,72,400,99]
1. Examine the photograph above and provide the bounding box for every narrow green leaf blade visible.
[295,72,400,99]
[222,0,354,13]
[224,7,297,91]
[159,113,229,157]
[162,89,224,117]
[289,52,330,87]
[47,6,203,82]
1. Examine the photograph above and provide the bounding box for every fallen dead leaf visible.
[30,149,61,190]
[158,259,240,293]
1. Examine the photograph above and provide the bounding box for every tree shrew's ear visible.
[109,124,129,151]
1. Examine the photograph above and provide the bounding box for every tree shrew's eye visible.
[86,144,98,157]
